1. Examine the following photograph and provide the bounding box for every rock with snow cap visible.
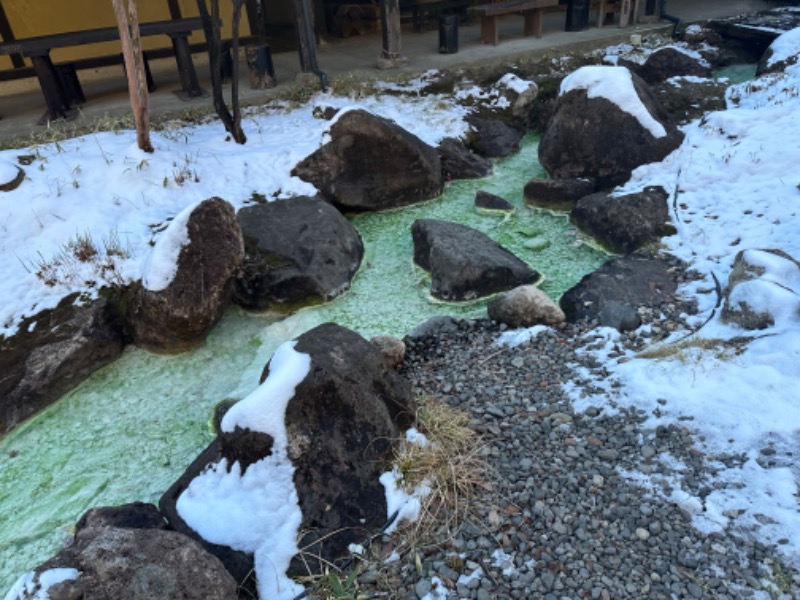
[128,197,244,353]
[756,27,800,76]
[721,248,800,330]
[538,66,684,189]
[624,46,712,84]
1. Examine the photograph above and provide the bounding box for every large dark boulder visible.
[292,109,443,210]
[437,137,493,181]
[560,254,682,327]
[466,116,524,158]
[282,323,415,572]
[412,219,541,301]
[570,186,675,254]
[160,323,416,586]
[538,66,684,189]
[234,196,363,309]
[625,46,712,85]
[0,293,123,434]
[128,197,244,353]
[10,503,237,600]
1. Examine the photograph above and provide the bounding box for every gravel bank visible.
[353,290,799,599]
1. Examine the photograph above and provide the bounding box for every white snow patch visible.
[176,341,310,600]
[142,200,199,291]
[560,66,667,138]
[4,568,80,600]
[496,325,550,348]
[380,467,431,534]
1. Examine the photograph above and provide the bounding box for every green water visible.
[0,135,606,593]
[713,63,757,84]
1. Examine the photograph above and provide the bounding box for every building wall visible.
[0,0,239,70]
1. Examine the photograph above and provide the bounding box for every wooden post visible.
[112,0,153,153]
[378,0,407,69]
[291,0,315,73]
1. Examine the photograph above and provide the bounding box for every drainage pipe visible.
[659,0,682,38]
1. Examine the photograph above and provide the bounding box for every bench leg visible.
[480,15,499,45]
[30,55,71,122]
[523,9,544,38]
[170,35,202,98]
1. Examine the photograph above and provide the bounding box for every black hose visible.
[659,0,682,38]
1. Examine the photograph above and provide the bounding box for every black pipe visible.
[295,0,329,92]
[659,0,682,38]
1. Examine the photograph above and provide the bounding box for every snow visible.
[4,568,80,600]
[2,33,800,598]
[560,65,667,138]
[0,91,467,338]
[141,200,198,291]
[767,26,800,67]
[0,160,19,185]
[176,340,310,600]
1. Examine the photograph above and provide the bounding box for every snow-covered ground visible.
[2,28,800,599]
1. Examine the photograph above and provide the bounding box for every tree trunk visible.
[197,0,246,144]
[112,0,153,153]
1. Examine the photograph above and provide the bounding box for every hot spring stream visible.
[0,135,607,591]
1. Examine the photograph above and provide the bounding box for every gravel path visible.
[354,297,799,598]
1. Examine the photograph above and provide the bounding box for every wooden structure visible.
[597,0,642,27]
[469,0,558,45]
[399,0,474,32]
[0,17,206,121]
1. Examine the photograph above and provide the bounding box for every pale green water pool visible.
[0,135,607,592]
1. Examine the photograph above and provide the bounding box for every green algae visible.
[0,135,607,593]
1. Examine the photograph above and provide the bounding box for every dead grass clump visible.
[392,395,489,550]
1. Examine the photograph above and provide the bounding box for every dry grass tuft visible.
[391,395,490,551]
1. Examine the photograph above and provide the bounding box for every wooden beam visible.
[378,0,406,68]
[0,1,24,68]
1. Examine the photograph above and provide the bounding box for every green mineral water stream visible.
[0,135,607,592]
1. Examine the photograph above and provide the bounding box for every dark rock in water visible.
[412,219,541,301]
[292,109,443,210]
[128,197,244,353]
[597,300,642,332]
[624,46,712,84]
[560,254,681,324]
[524,177,596,211]
[235,196,363,310]
[0,293,123,434]
[437,137,493,181]
[538,66,684,189]
[466,116,524,158]
[19,503,237,600]
[281,323,416,573]
[721,248,800,330]
[570,186,675,254]
[487,285,565,328]
[475,190,514,212]
[708,8,800,62]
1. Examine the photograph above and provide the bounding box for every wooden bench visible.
[401,0,475,32]
[596,0,641,27]
[0,17,207,122]
[469,0,559,45]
